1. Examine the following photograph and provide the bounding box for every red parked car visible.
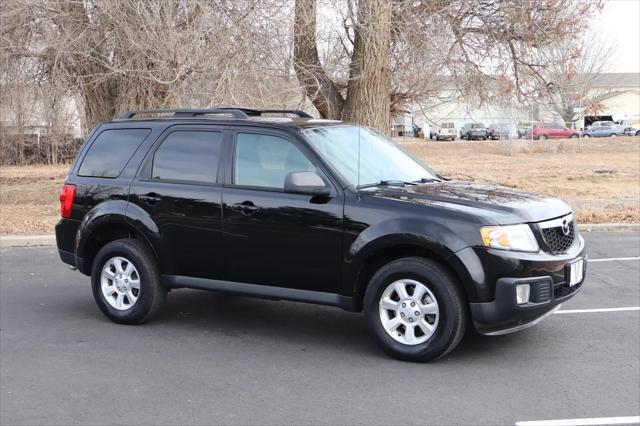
[530,123,580,140]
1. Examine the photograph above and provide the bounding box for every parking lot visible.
[1,232,638,425]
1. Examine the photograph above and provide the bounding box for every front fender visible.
[342,217,480,303]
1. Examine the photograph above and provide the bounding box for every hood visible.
[370,180,571,224]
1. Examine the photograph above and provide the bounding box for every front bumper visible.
[459,237,587,335]
[468,132,486,139]
[437,134,455,140]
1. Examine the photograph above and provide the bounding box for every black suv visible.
[56,107,586,361]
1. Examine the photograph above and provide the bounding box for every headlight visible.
[480,224,539,252]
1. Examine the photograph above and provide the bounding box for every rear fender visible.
[75,200,172,274]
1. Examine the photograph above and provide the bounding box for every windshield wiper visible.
[412,177,442,184]
[357,180,417,189]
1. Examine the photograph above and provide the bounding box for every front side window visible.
[234,133,315,189]
[152,131,222,183]
[303,125,437,188]
[79,129,150,178]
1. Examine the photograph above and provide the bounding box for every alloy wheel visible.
[379,279,440,345]
[100,256,141,310]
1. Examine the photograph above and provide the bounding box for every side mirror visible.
[284,171,330,196]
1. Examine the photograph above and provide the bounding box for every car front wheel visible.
[364,257,468,362]
[91,239,167,324]
[610,134,617,138]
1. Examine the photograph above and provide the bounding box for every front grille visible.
[538,214,576,254]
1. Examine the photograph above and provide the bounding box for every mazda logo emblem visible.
[561,220,571,236]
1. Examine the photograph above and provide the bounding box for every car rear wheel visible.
[610,134,617,138]
[583,134,590,138]
[570,134,578,138]
[364,257,468,362]
[540,134,548,140]
[91,239,166,324]
[636,130,640,136]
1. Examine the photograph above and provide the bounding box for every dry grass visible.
[1,137,639,235]
[397,136,640,224]
[0,164,69,235]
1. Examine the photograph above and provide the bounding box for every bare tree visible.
[6,0,293,132]
[531,33,616,127]
[294,0,604,133]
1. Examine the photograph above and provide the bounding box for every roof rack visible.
[259,109,313,118]
[118,107,313,120]
[118,108,250,119]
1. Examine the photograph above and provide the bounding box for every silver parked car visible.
[581,125,624,138]
[460,123,488,140]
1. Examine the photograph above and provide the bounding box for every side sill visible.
[161,275,356,311]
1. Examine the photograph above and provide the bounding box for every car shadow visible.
[143,288,529,362]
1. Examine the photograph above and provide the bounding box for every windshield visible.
[471,124,485,128]
[303,125,437,188]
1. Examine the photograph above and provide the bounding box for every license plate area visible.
[568,258,584,287]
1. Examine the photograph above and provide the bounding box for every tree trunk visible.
[341,0,392,134]
[82,82,118,133]
[293,0,345,119]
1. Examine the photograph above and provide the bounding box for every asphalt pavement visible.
[1,232,638,425]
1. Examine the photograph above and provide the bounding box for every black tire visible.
[570,134,578,138]
[610,134,617,138]
[540,134,548,140]
[583,134,590,138]
[364,257,468,362]
[635,130,640,136]
[91,239,166,325]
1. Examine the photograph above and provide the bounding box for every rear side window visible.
[152,131,222,184]
[79,129,150,178]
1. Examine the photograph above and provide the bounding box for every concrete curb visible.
[578,223,640,232]
[1,224,638,248]
[0,235,56,248]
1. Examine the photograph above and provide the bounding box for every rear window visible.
[152,131,222,184]
[79,129,150,178]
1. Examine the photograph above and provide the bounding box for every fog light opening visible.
[516,284,530,305]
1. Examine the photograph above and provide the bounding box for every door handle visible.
[232,201,261,216]
[139,192,161,206]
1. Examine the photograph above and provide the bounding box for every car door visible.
[128,126,226,279]
[221,130,344,293]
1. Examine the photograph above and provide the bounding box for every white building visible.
[406,73,640,135]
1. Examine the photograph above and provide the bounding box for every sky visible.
[594,0,640,72]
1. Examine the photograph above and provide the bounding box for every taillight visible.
[59,184,76,219]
